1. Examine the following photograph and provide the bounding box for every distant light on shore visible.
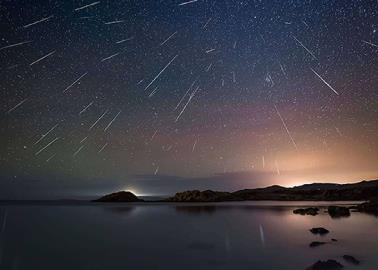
[122,188,153,197]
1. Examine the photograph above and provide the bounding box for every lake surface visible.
[0,201,377,270]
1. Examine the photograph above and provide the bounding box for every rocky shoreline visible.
[164,180,378,202]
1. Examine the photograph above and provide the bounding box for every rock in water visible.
[327,206,350,218]
[310,227,330,235]
[94,191,144,202]
[309,241,327,248]
[307,260,344,270]
[357,199,378,215]
[293,207,319,215]
[342,255,360,265]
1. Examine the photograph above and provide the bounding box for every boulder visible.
[356,200,378,215]
[293,207,319,216]
[342,255,360,265]
[327,206,350,218]
[307,260,343,270]
[310,227,330,235]
[309,241,327,248]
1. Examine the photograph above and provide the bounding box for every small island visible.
[93,191,144,202]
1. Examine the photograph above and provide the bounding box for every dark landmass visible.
[356,198,378,215]
[166,179,378,202]
[93,191,144,202]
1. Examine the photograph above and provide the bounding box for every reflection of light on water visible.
[0,210,6,234]
[224,233,231,254]
[259,224,265,247]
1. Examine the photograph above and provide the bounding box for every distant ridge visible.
[166,179,378,202]
[292,180,378,190]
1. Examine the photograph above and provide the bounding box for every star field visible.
[0,0,377,198]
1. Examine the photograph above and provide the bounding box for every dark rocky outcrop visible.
[293,207,319,215]
[307,260,343,270]
[342,255,360,265]
[310,227,330,235]
[93,191,143,202]
[327,206,350,218]
[309,241,327,248]
[166,190,234,202]
[356,199,378,215]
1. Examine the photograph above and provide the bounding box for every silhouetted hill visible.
[93,191,144,202]
[292,183,341,191]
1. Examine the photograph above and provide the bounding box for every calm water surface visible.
[0,201,377,270]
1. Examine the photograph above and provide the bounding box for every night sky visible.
[1,0,377,199]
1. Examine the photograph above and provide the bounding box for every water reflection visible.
[0,202,377,270]
[101,206,135,216]
[175,205,217,215]
[0,209,7,266]
[187,241,215,251]
[174,204,289,215]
